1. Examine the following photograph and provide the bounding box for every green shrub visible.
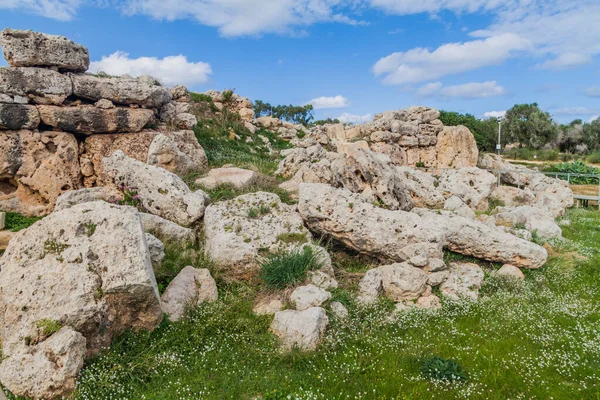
[260,247,322,289]
[420,356,468,382]
[415,161,426,168]
[247,208,259,218]
[4,212,42,232]
[587,150,600,164]
[189,92,213,103]
[543,161,600,184]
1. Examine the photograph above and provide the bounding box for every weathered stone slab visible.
[0,67,73,105]
[0,103,39,129]
[0,29,89,72]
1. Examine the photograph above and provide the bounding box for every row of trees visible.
[441,103,600,154]
[253,100,315,126]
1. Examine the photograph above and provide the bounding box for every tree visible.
[253,101,315,126]
[312,118,340,126]
[439,110,498,152]
[504,103,559,149]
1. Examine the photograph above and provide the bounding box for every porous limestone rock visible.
[308,270,338,290]
[55,187,122,212]
[0,327,86,400]
[256,116,281,129]
[437,167,497,211]
[269,307,328,351]
[173,112,198,130]
[0,29,89,72]
[275,145,328,178]
[495,264,525,280]
[103,151,206,227]
[71,73,171,107]
[494,205,562,240]
[195,167,258,190]
[290,284,332,311]
[329,301,349,319]
[436,126,479,168]
[414,294,442,309]
[38,105,154,134]
[330,147,413,211]
[145,233,165,269]
[204,192,311,269]
[298,183,444,264]
[0,130,81,216]
[0,103,39,129]
[160,266,218,321]
[395,166,445,208]
[147,133,208,175]
[95,99,114,109]
[253,295,284,316]
[489,186,536,207]
[0,202,162,398]
[358,263,428,302]
[528,174,574,217]
[139,213,196,243]
[80,130,206,186]
[443,196,476,219]
[0,67,72,105]
[440,262,485,300]
[414,209,548,269]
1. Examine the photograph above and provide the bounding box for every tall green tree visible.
[504,103,559,149]
[439,110,498,152]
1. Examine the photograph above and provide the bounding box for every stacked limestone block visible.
[0,29,205,215]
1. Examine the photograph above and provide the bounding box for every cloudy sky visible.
[0,0,598,123]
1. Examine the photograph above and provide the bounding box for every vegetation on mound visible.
[3,212,42,232]
[260,246,322,289]
[61,208,600,400]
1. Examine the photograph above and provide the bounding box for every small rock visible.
[329,301,349,319]
[145,233,165,269]
[253,295,284,316]
[269,307,328,351]
[308,270,338,290]
[290,284,332,311]
[160,266,218,322]
[195,167,258,190]
[94,99,115,109]
[440,262,485,301]
[495,264,525,280]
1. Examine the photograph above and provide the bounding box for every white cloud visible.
[588,115,599,123]
[0,0,82,20]
[89,51,212,87]
[483,110,507,118]
[416,81,506,99]
[337,112,373,124]
[535,52,592,70]
[120,0,363,37]
[372,34,530,85]
[585,87,600,98]
[308,95,350,109]
[552,107,600,116]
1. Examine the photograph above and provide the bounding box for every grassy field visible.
[47,208,600,400]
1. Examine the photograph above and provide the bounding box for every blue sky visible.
[0,0,599,123]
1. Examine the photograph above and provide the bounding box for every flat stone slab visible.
[195,167,258,190]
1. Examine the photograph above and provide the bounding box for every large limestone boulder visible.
[0,130,81,216]
[275,145,329,178]
[204,192,311,269]
[38,105,154,134]
[440,262,485,300]
[0,67,72,105]
[395,166,445,208]
[0,29,89,72]
[0,327,86,400]
[437,167,497,211]
[55,187,122,212]
[71,74,171,108]
[80,130,206,186]
[256,116,281,129]
[290,284,332,311]
[139,213,196,243]
[494,205,562,240]
[195,167,258,190]
[147,133,208,175]
[489,186,535,207]
[161,266,218,321]
[478,153,533,187]
[298,183,444,264]
[436,126,479,168]
[528,174,574,217]
[269,307,328,351]
[330,147,413,211]
[414,209,548,268]
[0,202,162,398]
[0,103,39,129]
[103,151,205,227]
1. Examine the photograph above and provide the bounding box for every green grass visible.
[36,319,63,337]
[7,209,597,400]
[187,175,296,205]
[260,246,322,289]
[3,211,42,232]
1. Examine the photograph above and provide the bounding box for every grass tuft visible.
[260,247,322,289]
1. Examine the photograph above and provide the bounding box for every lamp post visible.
[496,118,503,155]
